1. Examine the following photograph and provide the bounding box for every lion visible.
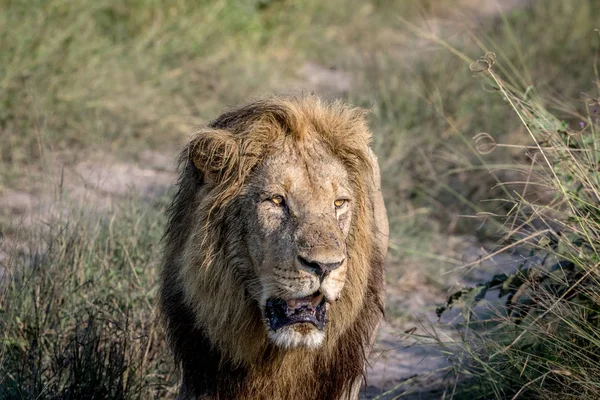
[160,95,388,400]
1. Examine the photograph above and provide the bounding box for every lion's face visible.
[241,141,352,349]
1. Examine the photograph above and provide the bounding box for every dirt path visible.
[362,242,536,399]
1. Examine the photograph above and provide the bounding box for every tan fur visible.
[160,95,388,400]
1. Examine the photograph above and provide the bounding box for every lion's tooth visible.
[288,299,297,308]
[311,293,324,307]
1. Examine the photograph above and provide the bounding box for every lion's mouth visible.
[265,292,327,331]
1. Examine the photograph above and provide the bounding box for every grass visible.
[0,196,175,398]
[435,44,600,400]
[1,0,600,398]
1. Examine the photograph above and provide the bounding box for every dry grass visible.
[436,48,600,399]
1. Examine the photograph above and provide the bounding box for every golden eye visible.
[334,199,347,208]
[271,195,284,205]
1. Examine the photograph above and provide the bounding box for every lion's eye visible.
[271,195,285,206]
[334,199,348,209]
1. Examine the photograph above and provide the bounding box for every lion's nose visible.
[297,255,345,280]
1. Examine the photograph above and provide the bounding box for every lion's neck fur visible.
[171,264,384,400]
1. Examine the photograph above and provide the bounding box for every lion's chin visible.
[268,324,326,349]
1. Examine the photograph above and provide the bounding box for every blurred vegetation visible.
[1,0,600,398]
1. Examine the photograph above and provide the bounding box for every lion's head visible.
[241,139,355,348]
[160,95,388,399]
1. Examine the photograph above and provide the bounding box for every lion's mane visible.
[160,95,387,400]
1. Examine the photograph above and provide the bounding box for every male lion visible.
[160,95,388,400]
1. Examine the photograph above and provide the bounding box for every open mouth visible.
[265,292,327,331]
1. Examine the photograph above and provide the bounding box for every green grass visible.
[2,0,600,398]
[0,196,174,398]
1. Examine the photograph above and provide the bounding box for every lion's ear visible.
[188,129,239,183]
